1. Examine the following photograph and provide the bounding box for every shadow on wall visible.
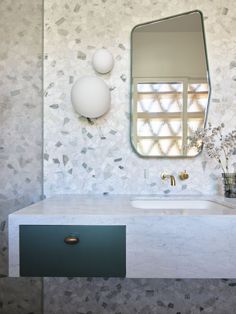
[0,0,43,313]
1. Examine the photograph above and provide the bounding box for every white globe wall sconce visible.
[92,48,114,74]
[71,76,111,119]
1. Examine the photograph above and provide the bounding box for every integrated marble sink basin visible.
[131,198,231,211]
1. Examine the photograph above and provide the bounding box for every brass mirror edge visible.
[129,10,211,159]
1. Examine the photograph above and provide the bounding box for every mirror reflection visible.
[131,11,210,157]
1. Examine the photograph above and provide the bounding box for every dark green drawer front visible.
[20,225,126,277]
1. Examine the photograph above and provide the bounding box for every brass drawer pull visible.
[64,236,79,245]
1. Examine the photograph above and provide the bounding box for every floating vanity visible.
[9,195,236,278]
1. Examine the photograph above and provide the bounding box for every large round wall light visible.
[71,76,111,118]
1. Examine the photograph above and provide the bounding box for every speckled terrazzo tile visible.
[0,0,43,312]
[43,277,236,314]
[0,277,42,314]
[0,0,43,206]
[0,0,43,271]
[44,0,236,197]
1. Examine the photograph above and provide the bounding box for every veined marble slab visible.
[8,195,236,278]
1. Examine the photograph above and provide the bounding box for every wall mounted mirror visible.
[130,11,211,157]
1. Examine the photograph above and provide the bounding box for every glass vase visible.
[222,173,236,198]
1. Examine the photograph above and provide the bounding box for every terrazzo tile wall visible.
[44,0,236,197]
[43,1,236,314]
[0,0,43,313]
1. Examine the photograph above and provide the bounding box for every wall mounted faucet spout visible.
[161,172,176,186]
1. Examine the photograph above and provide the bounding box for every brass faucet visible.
[161,172,176,186]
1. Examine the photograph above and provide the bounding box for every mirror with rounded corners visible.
[130,11,211,157]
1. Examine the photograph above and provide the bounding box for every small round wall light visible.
[71,76,111,119]
[92,48,114,74]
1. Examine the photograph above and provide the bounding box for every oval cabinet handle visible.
[64,236,80,245]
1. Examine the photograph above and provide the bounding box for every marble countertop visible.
[9,194,236,219]
[8,195,236,278]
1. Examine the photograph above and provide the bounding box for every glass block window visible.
[185,82,208,156]
[132,79,209,157]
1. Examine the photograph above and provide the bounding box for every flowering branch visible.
[188,122,236,174]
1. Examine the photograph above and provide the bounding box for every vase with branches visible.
[188,122,236,198]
